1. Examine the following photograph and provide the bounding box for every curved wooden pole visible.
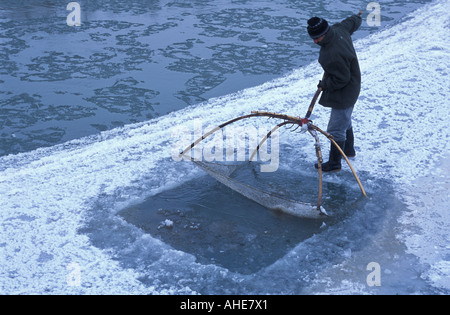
[179,113,260,159]
[309,124,368,198]
[308,129,324,211]
[178,110,367,200]
[250,111,303,123]
[180,111,303,160]
[249,121,293,162]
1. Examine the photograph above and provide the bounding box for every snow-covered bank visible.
[307,0,450,293]
[353,0,450,293]
[399,155,450,292]
[1,0,449,294]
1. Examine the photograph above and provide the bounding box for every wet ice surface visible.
[84,159,384,293]
[117,162,361,275]
[83,160,425,294]
[1,0,449,294]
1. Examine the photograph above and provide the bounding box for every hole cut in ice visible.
[118,162,334,274]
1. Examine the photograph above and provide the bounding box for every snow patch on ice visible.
[398,154,450,292]
[159,219,174,229]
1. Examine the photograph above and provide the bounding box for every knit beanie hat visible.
[307,17,330,39]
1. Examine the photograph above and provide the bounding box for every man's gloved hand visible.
[317,80,327,91]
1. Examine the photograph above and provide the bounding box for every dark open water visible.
[0,0,431,156]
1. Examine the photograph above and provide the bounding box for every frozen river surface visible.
[0,0,449,294]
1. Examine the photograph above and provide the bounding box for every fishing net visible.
[193,160,326,219]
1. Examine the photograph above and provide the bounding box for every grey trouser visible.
[326,106,354,143]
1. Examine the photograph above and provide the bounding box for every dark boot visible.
[315,141,345,172]
[344,128,356,158]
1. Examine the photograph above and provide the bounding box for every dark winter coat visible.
[318,15,362,109]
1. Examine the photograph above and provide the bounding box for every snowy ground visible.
[0,0,449,294]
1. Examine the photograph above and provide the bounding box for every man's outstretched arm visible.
[337,13,362,35]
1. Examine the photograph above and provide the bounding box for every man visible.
[307,12,362,172]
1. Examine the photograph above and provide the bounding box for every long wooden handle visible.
[305,73,326,119]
